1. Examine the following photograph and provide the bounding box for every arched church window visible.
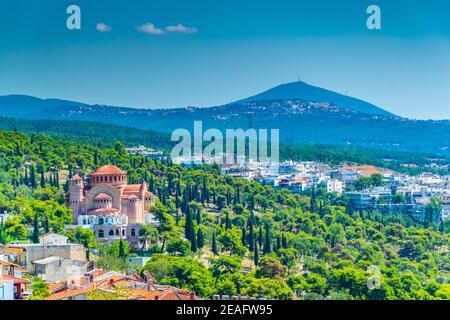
[98,230,104,238]
[131,228,136,237]
[109,230,114,236]
[115,229,119,236]
[122,229,126,236]
[98,217,104,225]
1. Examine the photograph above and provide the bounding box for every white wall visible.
[0,279,14,300]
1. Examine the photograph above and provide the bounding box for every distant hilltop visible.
[235,81,394,116]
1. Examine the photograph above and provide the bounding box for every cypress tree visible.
[282,234,288,248]
[149,174,155,192]
[264,223,271,254]
[258,227,263,249]
[32,213,40,243]
[40,170,45,188]
[212,231,218,255]
[94,150,99,166]
[175,211,180,226]
[248,216,254,252]
[310,186,316,212]
[30,165,36,188]
[225,210,231,230]
[184,206,195,241]
[0,220,6,245]
[241,226,246,246]
[202,176,208,204]
[119,239,125,258]
[197,228,205,249]
[191,232,197,252]
[254,240,259,267]
[250,194,255,212]
[276,235,281,252]
[44,215,50,233]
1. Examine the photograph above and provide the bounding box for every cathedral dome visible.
[90,165,127,186]
[92,165,124,175]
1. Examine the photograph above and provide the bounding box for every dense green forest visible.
[0,128,449,300]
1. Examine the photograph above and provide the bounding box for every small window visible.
[131,228,136,237]
[98,230,104,238]
[109,230,114,236]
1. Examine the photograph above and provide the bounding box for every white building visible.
[327,179,344,194]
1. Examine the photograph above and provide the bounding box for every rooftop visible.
[32,256,61,265]
[91,165,125,175]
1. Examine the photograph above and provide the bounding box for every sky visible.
[0,0,449,119]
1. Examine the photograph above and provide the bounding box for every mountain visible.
[0,82,448,155]
[236,81,393,116]
[0,94,82,117]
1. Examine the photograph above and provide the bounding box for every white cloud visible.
[136,22,165,35]
[136,22,198,35]
[165,24,198,34]
[96,23,112,32]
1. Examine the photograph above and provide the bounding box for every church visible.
[68,165,155,248]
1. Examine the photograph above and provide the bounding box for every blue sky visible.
[0,0,449,119]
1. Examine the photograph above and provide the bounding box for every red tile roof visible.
[0,275,31,284]
[4,247,26,253]
[45,287,93,300]
[92,165,125,175]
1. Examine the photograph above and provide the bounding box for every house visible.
[32,256,87,282]
[4,233,87,278]
[0,260,30,300]
[39,233,68,246]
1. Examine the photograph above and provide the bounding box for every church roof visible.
[91,165,125,175]
[123,184,144,192]
[121,184,146,200]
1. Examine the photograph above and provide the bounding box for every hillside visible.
[235,81,394,116]
[0,82,449,155]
